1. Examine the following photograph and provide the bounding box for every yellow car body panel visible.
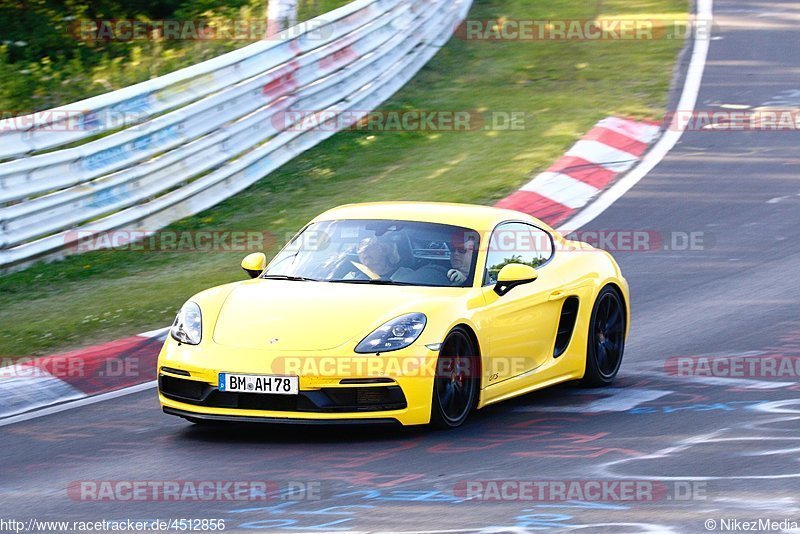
[158,202,630,426]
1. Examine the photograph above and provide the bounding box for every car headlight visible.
[170,301,202,345]
[355,313,426,354]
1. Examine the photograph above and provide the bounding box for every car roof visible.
[311,202,552,232]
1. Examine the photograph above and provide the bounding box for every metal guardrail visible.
[0,0,472,271]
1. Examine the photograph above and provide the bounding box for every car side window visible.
[483,222,553,286]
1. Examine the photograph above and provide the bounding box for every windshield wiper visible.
[260,274,319,282]
[332,279,415,286]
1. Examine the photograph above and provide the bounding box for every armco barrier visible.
[0,0,472,271]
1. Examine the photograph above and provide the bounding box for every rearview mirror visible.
[494,263,538,296]
[241,252,267,279]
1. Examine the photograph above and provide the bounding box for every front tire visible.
[581,286,626,387]
[430,327,479,429]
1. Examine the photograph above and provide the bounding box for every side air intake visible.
[554,297,580,358]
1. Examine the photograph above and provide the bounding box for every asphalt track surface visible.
[3,1,800,532]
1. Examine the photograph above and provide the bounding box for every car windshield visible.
[263,220,481,287]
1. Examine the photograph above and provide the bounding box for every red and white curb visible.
[495,117,661,228]
[0,328,168,420]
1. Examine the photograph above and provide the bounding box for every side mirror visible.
[241,252,267,279]
[494,263,538,296]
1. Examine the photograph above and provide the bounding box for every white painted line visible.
[513,388,672,413]
[580,388,672,412]
[767,195,790,204]
[521,172,600,209]
[0,380,157,427]
[560,0,713,234]
[739,445,800,457]
[671,375,794,389]
[565,140,640,172]
[713,496,798,511]
[377,529,540,534]
[751,399,800,414]
[601,430,800,481]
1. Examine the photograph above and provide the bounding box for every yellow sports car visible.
[158,202,629,428]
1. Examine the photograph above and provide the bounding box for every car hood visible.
[211,279,456,351]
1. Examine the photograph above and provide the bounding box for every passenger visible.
[447,234,477,285]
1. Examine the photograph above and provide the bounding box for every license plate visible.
[218,373,299,395]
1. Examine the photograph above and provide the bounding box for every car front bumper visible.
[157,340,437,426]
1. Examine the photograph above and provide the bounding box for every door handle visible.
[549,291,566,301]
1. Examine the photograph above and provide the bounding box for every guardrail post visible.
[267,0,299,37]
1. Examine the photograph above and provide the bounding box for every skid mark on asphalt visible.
[595,371,800,482]
[200,377,792,530]
[511,388,672,413]
[231,363,800,531]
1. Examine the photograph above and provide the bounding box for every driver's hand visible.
[447,269,467,284]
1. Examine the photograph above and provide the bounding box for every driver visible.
[353,237,400,279]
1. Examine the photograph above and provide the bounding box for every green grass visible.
[0,0,687,357]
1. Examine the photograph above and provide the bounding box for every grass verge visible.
[0,0,687,357]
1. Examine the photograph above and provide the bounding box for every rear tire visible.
[581,286,626,387]
[430,327,479,429]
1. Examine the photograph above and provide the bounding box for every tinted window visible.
[484,222,553,285]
